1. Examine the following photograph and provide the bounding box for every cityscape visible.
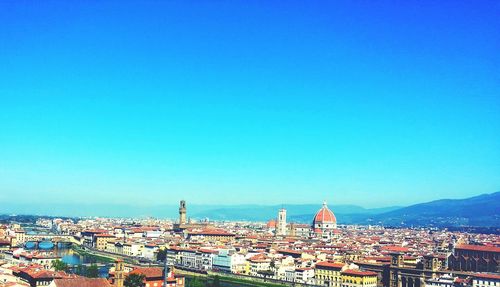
[0,197,498,287]
[0,1,499,287]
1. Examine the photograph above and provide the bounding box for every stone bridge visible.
[24,234,80,245]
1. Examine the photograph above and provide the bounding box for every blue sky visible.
[0,1,499,208]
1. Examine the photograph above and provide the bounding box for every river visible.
[24,242,111,277]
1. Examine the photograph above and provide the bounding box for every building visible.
[248,254,271,277]
[30,254,61,269]
[212,249,246,273]
[295,267,315,284]
[186,229,235,242]
[128,267,184,287]
[80,229,107,248]
[142,243,159,260]
[312,202,337,239]
[0,238,11,250]
[122,242,143,257]
[179,200,187,225]
[448,244,500,273]
[276,208,287,236]
[129,267,162,287]
[13,268,73,287]
[472,273,500,287]
[179,248,198,269]
[288,223,311,238]
[49,278,111,287]
[425,274,455,287]
[114,259,125,287]
[14,230,26,246]
[172,200,212,232]
[94,234,115,251]
[315,261,346,287]
[266,220,276,233]
[387,252,451,287]
[341,269,378,287]
[197,249,217,271]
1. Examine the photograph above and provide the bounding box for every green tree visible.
[75,264,86,276]
[188,277,205,287]
[270,259,276,269]
[157,249,167,261]
[211,275,221,287]
[124,273,145,287]
[51,260,68,271]
[86,264,99,278]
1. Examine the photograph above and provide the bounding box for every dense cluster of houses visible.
[0,211,498,287]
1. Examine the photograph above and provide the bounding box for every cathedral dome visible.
[267,219,277,229]
[313,202,336,224]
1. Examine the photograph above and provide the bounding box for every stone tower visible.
[277,208,287,236]
[114,259,124,287]
[424,254,439,271]
[179,200,187,225]
[391,252,404,267]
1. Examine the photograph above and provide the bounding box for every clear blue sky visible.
[0,1,499,208]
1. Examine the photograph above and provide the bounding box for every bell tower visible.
[179,200,187,225]
[277,208,287,236]
[114,259,124,287]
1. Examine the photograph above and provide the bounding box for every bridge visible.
[23,234,81,246]
[67,263,108,268]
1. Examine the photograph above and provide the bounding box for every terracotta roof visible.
[473,273,500,280]
[82,229,107,234]
[381,245,409,252]
[456,244,500,253]
[189,229,235,236]
[315,261,345,269]
[19,269,72,280]
[52,278,111,287]
[267,220,277,228]
[313,202,336,224]
[130,267,163,279]
[1,282,30,287]
[95,234,114,238]
[342,269,378,276]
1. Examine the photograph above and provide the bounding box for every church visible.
[269,201,338,239]
[312,202,338,239]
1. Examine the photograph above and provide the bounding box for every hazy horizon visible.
[1,191,498,219]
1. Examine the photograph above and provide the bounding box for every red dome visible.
[313,202,336,224]
[267,219,277,228]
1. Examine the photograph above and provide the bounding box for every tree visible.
[124,273,145,287]
[51,260,68,271]
[187,277,205,287]
[270,259,276,269]
[75,264,86,276]
[157,249,167,261]
[211,275,220,287]
[86,264,99,278]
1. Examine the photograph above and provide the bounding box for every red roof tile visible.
[457,244,500,253]
[52,278,111,287]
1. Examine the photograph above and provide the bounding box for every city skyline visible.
[1,1,499,208]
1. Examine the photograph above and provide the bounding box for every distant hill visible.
[365,191,500,228]
[194,192,500,228]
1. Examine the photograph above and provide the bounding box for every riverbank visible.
[176,269,289,287]
[70,245,116,264]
